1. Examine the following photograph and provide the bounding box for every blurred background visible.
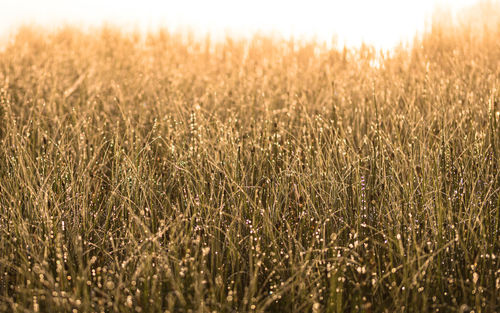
[0,0,483,50]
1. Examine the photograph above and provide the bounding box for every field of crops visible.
[0,4,499,312]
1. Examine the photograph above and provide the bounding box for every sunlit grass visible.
[0,3,499,313]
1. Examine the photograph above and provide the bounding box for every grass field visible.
[0,4,499,313]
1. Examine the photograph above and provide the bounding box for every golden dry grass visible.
[0,2,499,312]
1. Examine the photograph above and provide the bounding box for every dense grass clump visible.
[0,6,499,313]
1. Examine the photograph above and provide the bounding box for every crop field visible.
[0,5,499,313]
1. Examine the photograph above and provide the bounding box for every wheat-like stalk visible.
[0,89,5,141]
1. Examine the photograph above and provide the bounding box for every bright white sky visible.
[0,0,480,49]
